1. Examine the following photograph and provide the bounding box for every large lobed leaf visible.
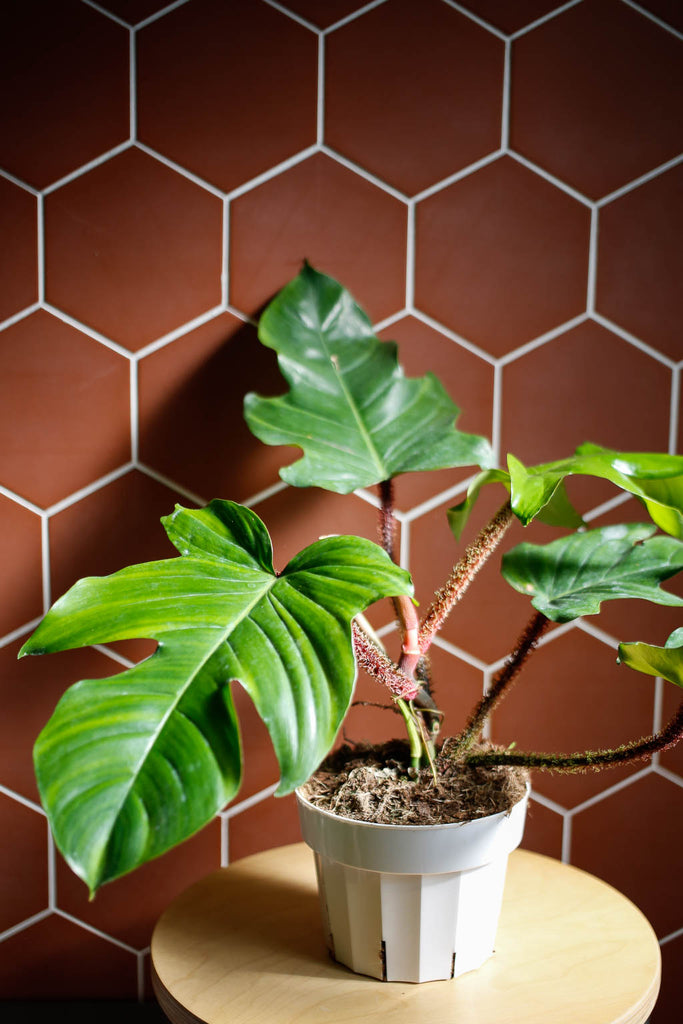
[501,523,683,623]
[21,500,412,893]
[244,263,493,493]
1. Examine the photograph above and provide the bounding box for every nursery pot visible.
[296,784,530,983]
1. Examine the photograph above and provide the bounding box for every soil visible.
[300,738,529,826]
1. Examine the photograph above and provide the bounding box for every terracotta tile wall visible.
[1,0,681,1016]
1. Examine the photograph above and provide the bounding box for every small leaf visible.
[244,264,494,493]
[509,444,683,536]
[22,500,412,891]
[618,630,683,689]
[501,523,683,623]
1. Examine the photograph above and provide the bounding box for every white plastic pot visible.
[296,784,529,983]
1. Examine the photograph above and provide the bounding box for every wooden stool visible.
[151,844,660,1024]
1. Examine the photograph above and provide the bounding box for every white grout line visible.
[42,303,133,357]
[41,141,132,195]
[496,313,588,366]
[320,145,409,202]
[441,0,507,39]
[401,473,478,522]
[430,635,489,673]
[136,463,208,507]
[582,489,631,523]
[0,617,43,651]
[55,909,142,953]
[46,462,134,517]
[323,0,390,34]
[47,829,56,910]
[575,618,620,649]
[352,487,382,511]
[221,782,279,819]
[491,362,503,465]
[0,785,45,815]
[241,478,289,509]
[41,514,51,611]
[316,33,325,144]
[621,0,683,41]
[81,0,131,28]
[590,312,677,368]
[412,149,503,203]
[0,167,40,195]
[0,909,53,944]
[409,309,497,364]
[136,0,192,31]
[508,150,594,207]
[669,366,680,455]
[653,765,683,789]
[92,644,135,669]
[500,39,511,149]
[134,142,226,197]
[129,359,139,463]
[133,306,224,360]
[561,814,572,863]
[372,310,408,334]
[586,206,598,313]
[0,483,42,514]
[0,303,40,333]
[221,816,229,866]
[36,194,45,303]
[510,0,585,39]
[405,202,416,308]
[653,676,664,733]
[567,765,652,815]
[597,153,683,208]
[660,925,683,946]
[221,199,230,305]
[527,788,568,815]
[262,0,319,31]
[227,144,320,201]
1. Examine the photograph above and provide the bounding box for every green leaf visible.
[501,523,683,623]
[618,629,683,689]
[509,444,683,535]
[22,500,412,892]
[244,263,494,493]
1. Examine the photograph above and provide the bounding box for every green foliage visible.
[244,263,493,493]
[501,523,683,623]
[21,501,412,892]
[618,629,683,689]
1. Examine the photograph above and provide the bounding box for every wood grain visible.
[151,844,660,1024]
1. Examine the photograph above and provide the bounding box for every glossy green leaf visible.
[509,444,683,536]
[447,469,582,540]
[244,263,494,493]
[22,500,412,892]
[618,629,683,689]
[501,523,683,623]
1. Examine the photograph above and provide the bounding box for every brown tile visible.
[0,641,122,805]
[491,629,656,807]
[48,469,187,598]
[0,794,48,931]
[137,0,317,192]
[520,798,564,859]
[325,0,503,195]
[0,178,37,321]
[227,792,301,863]
[55,818,221,949]
[656,933,683,1024]
[457,0,569,33]
[378,316,495,510]
[0,914,138,998]
[510,0,683,199]
[0,496,42,638]
[0,0,129,189]
[231,682,282,800]
[415,156,590,355]
[500,321,672,514]
[636,0,683,33]
[229,153,407,322]
[96,0,177,22]
[44,148,223,351]
[571,774,683,937]
[660,682,683,778]
[279,0,368,27]
[0,310,130,507]
[597,165,683,361]
[138,313,298,504]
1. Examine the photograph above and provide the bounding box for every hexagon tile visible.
[0,0,681,1018]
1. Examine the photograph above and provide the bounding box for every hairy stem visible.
[352,620,419,700]
[378,479,421,678]
[464,700,683,772]
[418,501,515,654]
[453,611,551,757]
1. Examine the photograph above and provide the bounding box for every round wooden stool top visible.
[151,843,660,1024]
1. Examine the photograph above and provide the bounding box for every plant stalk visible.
[351,620,419,700]
[452,610,551,757]
[418,501,515,654]
[378,480,421,678]
[464,700,683,772]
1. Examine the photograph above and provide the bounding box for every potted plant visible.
[20,264,683,984]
